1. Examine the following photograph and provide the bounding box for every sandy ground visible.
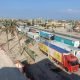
[0,31,32,80]
[0,31,32,62]
[30,43,47,62]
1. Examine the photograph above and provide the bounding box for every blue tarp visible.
[40,31,53,39]
[44,41,69,53]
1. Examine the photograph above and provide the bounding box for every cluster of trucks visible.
[26,28,80,72]
[39,31,80,72]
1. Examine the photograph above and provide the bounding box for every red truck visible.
[39,41,79,72]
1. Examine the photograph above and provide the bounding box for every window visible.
[69,60,79,66]
[50,36,54,40]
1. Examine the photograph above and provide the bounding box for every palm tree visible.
[2,19,23,54]
[2,20,10,51]
[9,20,23,54]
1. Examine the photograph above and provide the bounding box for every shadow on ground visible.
[23,58,80,80]
[0,67,27,80]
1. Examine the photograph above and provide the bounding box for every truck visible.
[54,34,80,48]
[39,31,54,40]
[29,28,37,33]
[27,32,40,42]
[38,40,79,72]
[17,26,30,33]
[51,40,80,64]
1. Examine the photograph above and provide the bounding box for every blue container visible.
[39,31,53,39]
[54,36,74,46]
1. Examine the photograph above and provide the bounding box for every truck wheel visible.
[55,60,59,64]
[65,67,68,72]
[56,61,59,64]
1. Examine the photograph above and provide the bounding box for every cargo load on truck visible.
[27,32,40,42]
[38,40,79,72]
[54,34,80,48]
[39,31,54,40]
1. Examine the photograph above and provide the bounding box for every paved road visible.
[0,48,27,80]
[26,58,80,80]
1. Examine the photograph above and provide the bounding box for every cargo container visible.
[39,31,54,40]
[27,32,40,42]
[38,41,79,72]
[17,26,30,33]
[54,35,79,47]
[51,41,80,64]
[29,28,37,33]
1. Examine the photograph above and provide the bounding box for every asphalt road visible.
[26,58,80,80]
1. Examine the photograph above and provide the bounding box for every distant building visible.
[74,22,80,32]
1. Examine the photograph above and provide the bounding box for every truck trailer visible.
[38,41,79,72]
[39,30,79,47]
[51,40,80,64]
[27,32,40,42]
[39,31,54,40]
[54,34,79,48]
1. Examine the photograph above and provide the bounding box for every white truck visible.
[27,32,40,42]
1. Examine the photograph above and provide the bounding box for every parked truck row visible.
[38,30,80,72]
[39,31,80,48]
[39,40,79,72]
[24,28,80,72]
[18,27,80,48]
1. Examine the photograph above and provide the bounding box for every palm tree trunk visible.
[15,29,22,55]
[6,29,9,51]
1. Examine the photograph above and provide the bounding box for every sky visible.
[0,0,80,19]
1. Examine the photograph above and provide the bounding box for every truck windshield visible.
[69,60,79,66]
[50,36,54,40]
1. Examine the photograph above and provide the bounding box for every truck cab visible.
[70,49,80,64]
[63,54,79,72]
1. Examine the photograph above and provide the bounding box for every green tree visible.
[2,20,22,54]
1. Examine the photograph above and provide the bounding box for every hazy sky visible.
[0,0,80,19]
